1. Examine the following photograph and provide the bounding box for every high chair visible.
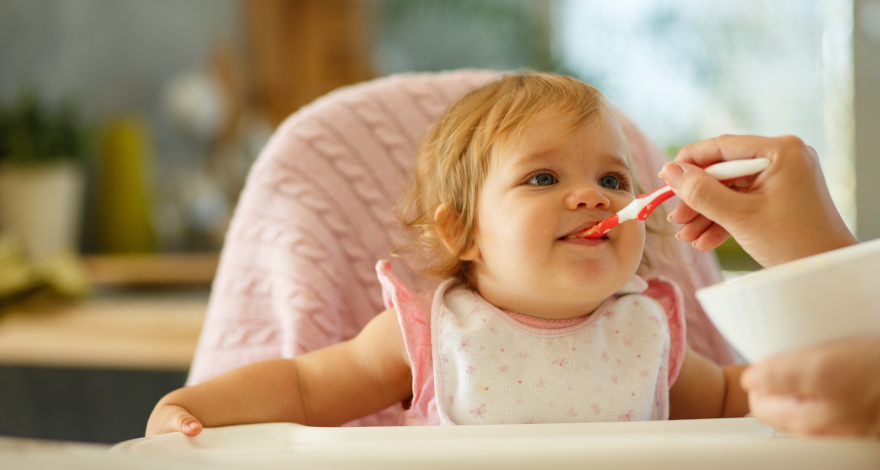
[109,70,880,469]
[187,69,735,427]
[112,418,880,469]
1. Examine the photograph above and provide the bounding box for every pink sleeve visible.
[642,277,687,387]
[376,260,435,415]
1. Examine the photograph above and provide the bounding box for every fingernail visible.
[666,214,674,222]
[661,163,683,187]
[674,230,681,240]
[692,240,698,249]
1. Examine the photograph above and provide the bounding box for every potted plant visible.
[0,91,88,260]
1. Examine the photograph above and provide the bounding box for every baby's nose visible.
[565,186,611,210]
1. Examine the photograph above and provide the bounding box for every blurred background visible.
[0,0,878,444]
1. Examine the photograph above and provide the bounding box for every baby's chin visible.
[555,238,643,283]
[512,275,629,317]
[553,268,635,302]
[558,258,631,285]
[472,272,614,319]
[497,287,619,320]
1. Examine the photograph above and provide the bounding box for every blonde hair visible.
[398,73,651,286]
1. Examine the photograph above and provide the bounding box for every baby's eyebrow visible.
[504,150,631,173]
[599,153,631,170]
[506,149,557,171]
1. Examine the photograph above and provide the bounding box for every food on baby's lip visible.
[561,226,604,240]
[559,220,610,240]
[576,224,600,238]
[573,220,612,239]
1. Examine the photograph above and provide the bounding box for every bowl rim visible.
[699,237,880,295]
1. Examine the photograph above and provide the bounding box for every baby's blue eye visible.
[529,173,557,186]
[600,175,621,189]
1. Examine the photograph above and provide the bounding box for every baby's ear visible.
[434,203,480,261]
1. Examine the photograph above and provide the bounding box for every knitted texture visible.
[186,70,734,427]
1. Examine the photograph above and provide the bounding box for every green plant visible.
[0,90,87,165]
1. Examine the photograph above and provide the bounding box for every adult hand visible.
[742,337,880,437]
[659,135,857,267]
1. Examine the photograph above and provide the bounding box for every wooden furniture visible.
[0,289,207,371]
[0,254,217,371]
[83,253,219,287]
[246,0,373,126]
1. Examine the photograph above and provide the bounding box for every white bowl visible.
[696,237,880,363]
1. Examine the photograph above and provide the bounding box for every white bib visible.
[431,280,672,425]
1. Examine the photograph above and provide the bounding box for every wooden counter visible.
[0,253,217,371]
[0,288,207,371]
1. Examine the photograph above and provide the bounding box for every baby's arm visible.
[668,348,749,419]
[146,308,412,436]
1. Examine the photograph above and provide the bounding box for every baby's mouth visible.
[559,233,609,241]
[559,229,609,241]
[559,220,610,241]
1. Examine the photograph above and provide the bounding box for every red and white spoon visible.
[577,158,771,239]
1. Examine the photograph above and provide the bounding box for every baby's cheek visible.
[504,210,553,244]
[483,221,539,268]
[618,222,646,267]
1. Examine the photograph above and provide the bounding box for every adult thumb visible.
[664,162,744,224]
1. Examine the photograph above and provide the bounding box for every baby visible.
[147,73,748,435]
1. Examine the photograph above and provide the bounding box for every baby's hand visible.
[145,403,204,437]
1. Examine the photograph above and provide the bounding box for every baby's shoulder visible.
[614,275,683,317]
[608,276,685,337]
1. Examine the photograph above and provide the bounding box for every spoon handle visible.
[578,158,771,239]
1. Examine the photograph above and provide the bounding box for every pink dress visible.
[376,260,687,426]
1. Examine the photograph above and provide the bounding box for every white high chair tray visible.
[113,418,880,469]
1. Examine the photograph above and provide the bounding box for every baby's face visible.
[470,110,645,319]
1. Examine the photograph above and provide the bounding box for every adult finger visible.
[675,135,782,167]
[748,349,825,396]
[675,214,713,243]
[692,223,730,252]
[667,179,750,226]
[749,393,835,436]
[750,393,874,436]
[667,201,700,226]
[663,162,756,229]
